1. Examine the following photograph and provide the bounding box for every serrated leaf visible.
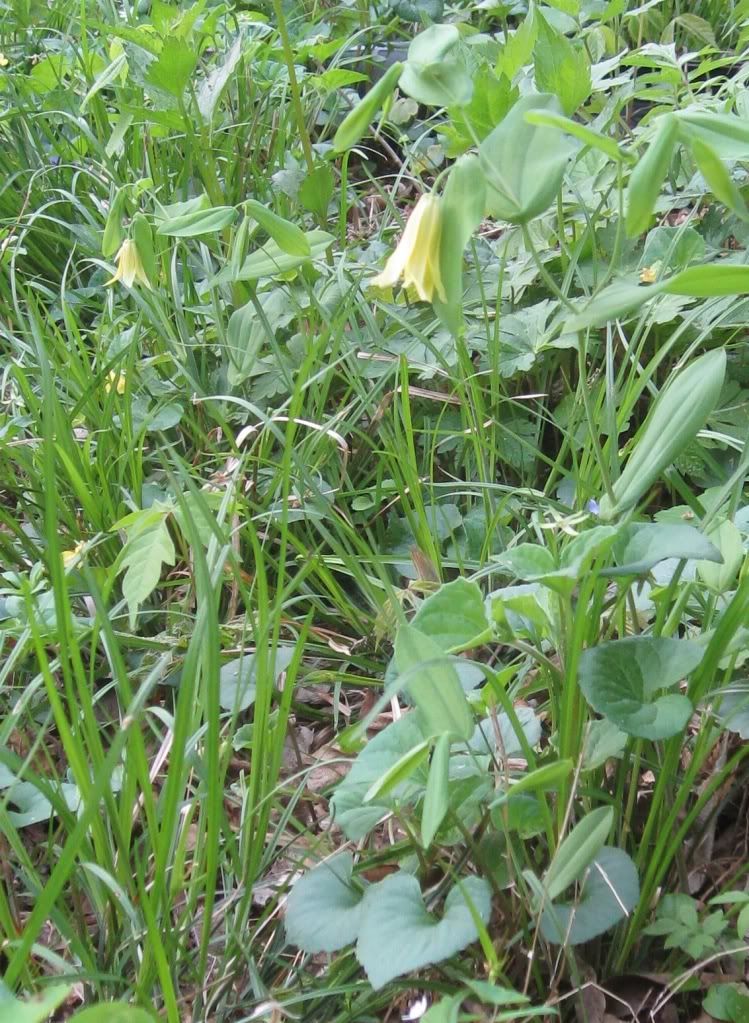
[578,637,703,739]
[284,853,366,954]
[113,505,176,628]
[146,36,197,97]
[356,873,491,989]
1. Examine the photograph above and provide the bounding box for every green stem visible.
[272,0,316,175]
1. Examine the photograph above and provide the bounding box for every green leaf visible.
[71,1007,156,1023]
[493,543,555,579]
[464,980,530,1007]
[285,853,366,954]
[497,11,538,80]
[479,94,576,224]
[566,266,749,330]
[333,61,404,152]
[703,984,749,1023]
[524,109,634,163]
[677,109,749,160]
[218,646,295,712]
[410,577,489,653]
[540,847,639,945]
[433,155,486,335]
[146,36,198,97]
[131,213,157,284]
[625,114,679,237]
[420,996,461,1023]
[421,733,450,847]
[299,165,334,220]
[156,205,237,237]
[81,52,128,111]
[395,626,474,740]
[696,519,744,593]
[0,986,72,1023]
[355,873,491,989]
[494,759,573,800]
[604,522,722,576]
[399,25,473,108]
[102,187,128,258]
[582,719,628,770]
[228,229,334,282]
[578,637,703,739]
[244,199,310,257]
[113,504,176,628]
[364,739,431,802]
[599,349,726,519]
[533,15,591,115]
[544,806,613,902]
[690,136,749,221]
[226,301,261,382]
[330,715,428,839]
[714,685,749,739]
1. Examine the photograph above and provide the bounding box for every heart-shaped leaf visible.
[604,522,722,577]
[578,637,703,739]
[411,577,489,653]
[219,645,295,712]
[71,1006,156,1023]
[540,846,639,945]
[284,852,366,954]
[0,984,72,1023]
[356,873,491,989]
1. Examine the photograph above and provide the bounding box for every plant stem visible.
[272,0,316,175]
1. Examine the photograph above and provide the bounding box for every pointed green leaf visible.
[395,626,474,740]
[421,733,451,847]
[544,806,613,902]
[333,61,403,152]
[626,114,679,237]
[244,199,310,257]
[433,155,486,336]
[541,847,639,945]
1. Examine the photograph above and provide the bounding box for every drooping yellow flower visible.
[105,370,126,395]
[62,541,85,567]
[107,239,151,289]
[371,194,446,303]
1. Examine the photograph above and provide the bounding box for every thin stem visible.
[272,0,316,174]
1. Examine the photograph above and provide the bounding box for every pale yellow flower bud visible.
[105,370,126,395]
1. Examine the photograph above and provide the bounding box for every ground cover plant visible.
[2,0,749,1020]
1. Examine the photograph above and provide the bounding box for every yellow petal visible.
[371,194,442,300]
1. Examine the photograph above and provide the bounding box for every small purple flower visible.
[587,498,600,516]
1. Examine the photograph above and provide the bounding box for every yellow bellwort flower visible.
[107,238,151,290]
[62,541,85,568]
[105,370,126,395]
[371,193,446,303]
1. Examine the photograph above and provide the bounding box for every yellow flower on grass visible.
[371,193,446,303]
[62,541,85,568]
[0,54,9,68]
[105,370,126,395]
[107,239,151,290]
